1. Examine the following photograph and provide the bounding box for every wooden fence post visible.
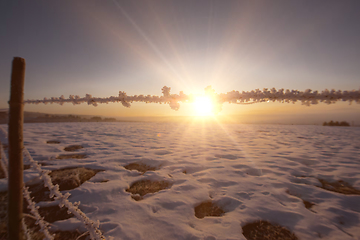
[8,57,25,240]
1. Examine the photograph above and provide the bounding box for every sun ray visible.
[110,0,188,88]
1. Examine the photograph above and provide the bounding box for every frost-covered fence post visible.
[8,57,26,240]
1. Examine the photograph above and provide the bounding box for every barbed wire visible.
[0,140,53,240]
[22,148,105,240]
[23,86,360,112]
[0,127,105,240]
[22,218,32,240]
[23,185,55,240]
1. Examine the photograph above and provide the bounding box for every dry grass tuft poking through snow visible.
[194,201,225,219]
[56,153,87,159]
[63,145,83,152]
[47,140,61,144]
[49,167,103,191]
[242,220,298,240]
[126,180,172,201]
[124,162,160,174]
[317,179,360,195]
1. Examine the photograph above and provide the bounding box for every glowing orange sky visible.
[1,1,360,124]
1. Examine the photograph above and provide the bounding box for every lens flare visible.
[193,96,214,116]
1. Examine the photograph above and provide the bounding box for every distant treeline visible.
[89,116,117,121]
[323,121,350,126]
[0,111,122,124]
[38,114,116,122]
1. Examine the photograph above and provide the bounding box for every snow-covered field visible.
[1,122,360,240]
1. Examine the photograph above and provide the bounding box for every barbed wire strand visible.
[23,86,360,111]
[0,141,53,240]
[1,127,105,240]
[22,148,105,240]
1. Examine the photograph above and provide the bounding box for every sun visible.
[193,96,214,116]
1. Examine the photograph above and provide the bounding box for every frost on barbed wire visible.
[218,88,360,106]
[0,127,105,239]
[23,185,55,240]
[22,219,32,240]
[0,141,53,240]
[22,148,105,240]
[24,86,360,111]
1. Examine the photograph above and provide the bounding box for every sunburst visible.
[193,96,214,116]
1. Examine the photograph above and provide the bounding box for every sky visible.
[0,0,360,124]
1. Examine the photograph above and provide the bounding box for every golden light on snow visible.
[193,96,214,116]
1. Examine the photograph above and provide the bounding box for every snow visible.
[1,122,360,240]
